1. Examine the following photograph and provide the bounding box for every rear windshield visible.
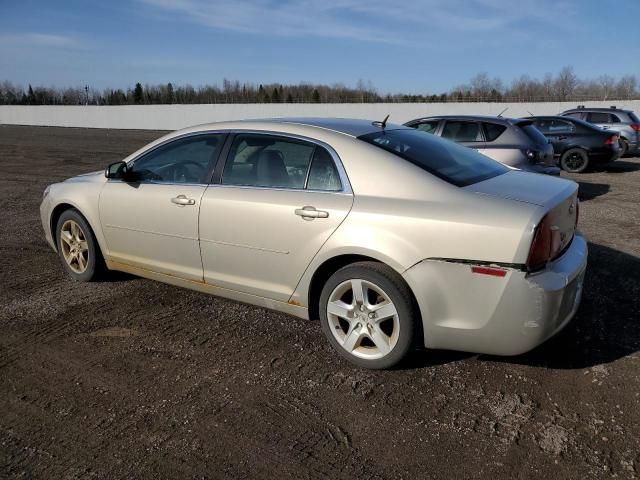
[358,129,508,187]
[483,122,507,142]
[517,122,548,146]
[629,111,640,123]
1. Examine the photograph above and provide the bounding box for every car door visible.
[99,133,227,281]
[199,132,353,302]
[440,120,486,152]
[547,119,577,153]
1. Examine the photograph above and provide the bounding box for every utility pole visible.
[85,85,89,105]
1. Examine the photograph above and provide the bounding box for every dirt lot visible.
[1,125,639,480]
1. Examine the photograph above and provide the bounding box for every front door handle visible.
[171,195,196,206]
[295,206,329,220]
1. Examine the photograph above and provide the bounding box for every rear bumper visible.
[403,233,588,356]
[588,146,621,163]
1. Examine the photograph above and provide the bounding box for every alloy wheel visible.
[60,219,89,274]
[326,279,400,360]
[565,152,585,171]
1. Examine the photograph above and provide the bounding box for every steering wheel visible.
[170,160,207,183]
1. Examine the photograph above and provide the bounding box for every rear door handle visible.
[171,194,196,206]
[295,206,329,220]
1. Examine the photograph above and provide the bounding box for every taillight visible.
[527,215,552,271]
[522,149,538,163]
[604,135,618,145]
[630,123,640,132]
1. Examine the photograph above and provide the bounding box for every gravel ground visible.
[1,125,639,480]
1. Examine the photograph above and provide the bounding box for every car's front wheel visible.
[56,209,104,281]
[319,262,417,369]
[560,148,589,173]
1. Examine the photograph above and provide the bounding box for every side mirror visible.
[105,161,128,180]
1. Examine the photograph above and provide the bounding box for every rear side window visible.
[609,114,621,123]
[223,134,315,188]
[307,148,342,191]
[483,123,507,142]
[413,120,439,134]
[358,129,507,187]
[441,121,483,142]
[587,112,610,123]
[222,134,341,191]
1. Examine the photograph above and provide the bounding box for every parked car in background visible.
[522,116,621,173]
[404,115,559,175]
[560,106,640,157]
[40,118,586,369]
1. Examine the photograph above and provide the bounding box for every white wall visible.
[1,101,639,131]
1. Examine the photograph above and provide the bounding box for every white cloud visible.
[139,0,578,43]
[0,32,80,48]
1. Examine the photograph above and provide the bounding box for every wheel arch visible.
[50,202,104,259]
[306,254,421,327]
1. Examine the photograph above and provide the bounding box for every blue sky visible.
[1,0,639,94]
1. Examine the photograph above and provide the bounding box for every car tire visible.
[618,138,628,158]
[560,148,589,173]
[319,261,417,369]
[55,209,105,282]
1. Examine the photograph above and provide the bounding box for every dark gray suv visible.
[560,106,640,157]
[404,115,559,175]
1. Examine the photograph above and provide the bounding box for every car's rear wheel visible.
[560,148,589,173]
[319,261,416,369]
[618,138,628,158]
[56,209,103,282]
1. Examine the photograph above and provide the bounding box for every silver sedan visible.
[40,118,587,369]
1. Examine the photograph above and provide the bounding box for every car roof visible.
[186,117,410,138]
[562,107,632,113]
[406,115,519,126]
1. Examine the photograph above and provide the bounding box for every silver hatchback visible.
[404,115,559,175]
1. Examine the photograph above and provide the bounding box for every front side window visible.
[414,120,439,134]
[533,119,551,134]
[548,119,575,133]
[441,121,483,142]
[222,134,341,191]
[359,128,507,187]
[131,134,225,183]
[564,112,584,120]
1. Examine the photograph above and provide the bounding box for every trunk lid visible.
[467,170,579,254]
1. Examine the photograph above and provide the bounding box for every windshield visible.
[358,128,508,187]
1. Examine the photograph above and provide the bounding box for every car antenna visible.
[372,114,390,129]
[527,110,534,116]
[497,107,509,118]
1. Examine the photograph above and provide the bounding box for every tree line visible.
[1,67,638,105]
